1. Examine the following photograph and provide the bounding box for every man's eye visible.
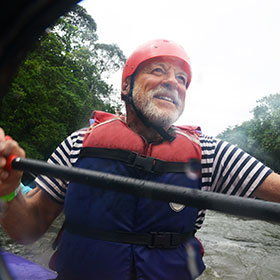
[152,68,164,74]
[177,75,187,85]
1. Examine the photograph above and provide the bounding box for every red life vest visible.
[53,111,205,280]
[84,110,201,164]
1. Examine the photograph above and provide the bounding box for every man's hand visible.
[0,128,25,197]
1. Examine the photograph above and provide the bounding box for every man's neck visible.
[125,106,167,143]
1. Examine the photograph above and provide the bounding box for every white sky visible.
[80,0,280,136]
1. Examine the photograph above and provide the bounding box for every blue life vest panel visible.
[54,111,206,280]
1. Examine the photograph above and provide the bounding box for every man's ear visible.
[121,77,131,96]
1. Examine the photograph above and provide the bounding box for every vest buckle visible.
[131,155,156,172]
[148,232,181,249]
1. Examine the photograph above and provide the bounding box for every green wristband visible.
[0,191,15,202]
[0,185,21,202]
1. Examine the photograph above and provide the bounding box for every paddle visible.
[3,155,280,223]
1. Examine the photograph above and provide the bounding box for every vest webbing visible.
[79,147,201,174]
[64,220,194,249]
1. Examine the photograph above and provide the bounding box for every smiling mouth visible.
[154,95,176,105]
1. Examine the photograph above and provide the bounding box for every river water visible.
[1,210,280,279]
[196,211,280,280]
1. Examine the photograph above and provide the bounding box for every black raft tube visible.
[4,156,280,223]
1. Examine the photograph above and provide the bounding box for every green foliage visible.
[0,5,125,161]
[218,93,280,172]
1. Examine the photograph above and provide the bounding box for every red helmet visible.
[122,39,192,89]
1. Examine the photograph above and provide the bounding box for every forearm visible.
[253,172,280,203]
[1,188,63,244]
[0,130,63,243]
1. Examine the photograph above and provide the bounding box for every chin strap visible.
[121,79,176,142]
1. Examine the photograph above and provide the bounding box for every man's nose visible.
[162,71,178,89]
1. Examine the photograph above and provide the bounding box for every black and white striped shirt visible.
[35,128,272,230]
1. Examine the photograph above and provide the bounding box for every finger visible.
[0,128,4,140]
[3,135,15,154]
[0,138,22,158]
[0,135,13,153]
[4,154,17,171]
[0,134,25,168]
[0,168,9,180]
[0,156,6,169]
[0,128,5,151]
[0,139,18,156]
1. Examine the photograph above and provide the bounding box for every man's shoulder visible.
[198,134,221,150]
[62,127,88,150]
[69,127,88,139]
[198,133,217,141]
[176,124,201,132]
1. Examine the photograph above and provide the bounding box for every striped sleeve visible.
[35,128,87,204]
[206,137,272,196]
[194,134,272,230]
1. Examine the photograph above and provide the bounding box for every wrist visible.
[0,184,22,202]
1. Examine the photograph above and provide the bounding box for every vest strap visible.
[80,147,200,174]
[64,220,193,249]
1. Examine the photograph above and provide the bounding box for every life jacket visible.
[53,111,205,280]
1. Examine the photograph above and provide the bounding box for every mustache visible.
[149,85,182,106]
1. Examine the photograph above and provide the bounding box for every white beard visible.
[132,82,183,128]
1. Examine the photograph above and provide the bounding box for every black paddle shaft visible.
[11,157,280,223]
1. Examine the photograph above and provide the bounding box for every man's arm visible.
[1,187,63,244]
[253,172,280,203]
[0,128,63,244]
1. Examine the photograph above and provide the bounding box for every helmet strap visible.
[122,77,176,142]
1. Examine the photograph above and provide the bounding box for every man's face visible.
[132,57,188,128]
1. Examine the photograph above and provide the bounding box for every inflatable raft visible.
[0,249,57,280]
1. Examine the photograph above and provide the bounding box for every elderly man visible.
[0,39,280,280]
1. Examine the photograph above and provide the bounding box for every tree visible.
[218,93,280,172]
[249,94,280,171]
[0,5,125,162]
